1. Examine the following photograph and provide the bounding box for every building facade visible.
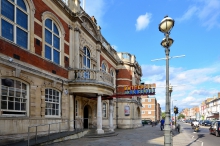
[141,96,160,122]
[0,0,143,136]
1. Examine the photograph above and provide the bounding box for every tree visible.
[178,113,185,120]
[162,112,166,118]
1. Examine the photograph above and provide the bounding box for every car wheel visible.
[216,131,219,137]
[210,130,212,135]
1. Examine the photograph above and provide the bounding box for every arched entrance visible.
[84,105,89,129]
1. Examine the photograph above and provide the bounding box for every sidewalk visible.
[149,125,201,146]
[47,124,202,146]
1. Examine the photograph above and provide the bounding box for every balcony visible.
[68,69,115,97]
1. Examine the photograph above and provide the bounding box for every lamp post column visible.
[164,45,171,146]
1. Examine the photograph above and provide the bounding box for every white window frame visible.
[148,98,151,102]
[0,0,30,50]
[142,111,145,114]
[44,18,61,64]
[45,88,61,117]
[148,111,151,114]
[0,78,29,117]
[148,105,151,108]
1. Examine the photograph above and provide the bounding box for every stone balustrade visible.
[69,69,114,87]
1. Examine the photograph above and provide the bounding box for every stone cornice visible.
[0,56,68,84]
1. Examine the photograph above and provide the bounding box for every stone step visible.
[84,129,118,138]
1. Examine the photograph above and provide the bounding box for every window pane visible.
[45,29,52,45]
[1,86,7,95]
[45,45,52,60]
[16,8,28,29]
[9,88,14,96]
[53,23,59,35]
[21,103,25,110]
[8,101,14,110]
[87,50,90,57]
[45,19,52,30]
[83,56,86,66]
[17,0,27,11]
[1,96,7,100]
[17,27,28,49]
[15,102,20,110]
[1,0,14,21]
[1,101,7,109]
[22,83,26,90]
[53,35,60,50]
[53,49,60,64]
[2,19,14,41]
[87,59,90,68]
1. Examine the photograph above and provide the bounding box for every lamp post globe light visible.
[159,15,175,146]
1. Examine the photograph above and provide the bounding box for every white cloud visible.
[141,63,220,110]
[135,13,152,31]
[177,0,220,29]
[176,6,198,22]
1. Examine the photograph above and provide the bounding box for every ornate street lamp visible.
[159,15,175,146]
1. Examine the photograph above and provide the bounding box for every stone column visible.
[96,94,104,134]
[109,100,114,132]
[69,95,74,130]
[74,27,80,68]
[96,44,101,70]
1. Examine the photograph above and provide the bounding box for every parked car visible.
[209,120,220,137]
[199,120,204,125]
[142,119,152,125]
[201,120,212,126]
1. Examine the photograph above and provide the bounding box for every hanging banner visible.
[124,83,156,95]
[124,105,130,116]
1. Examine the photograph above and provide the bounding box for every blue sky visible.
[81,0,220,112]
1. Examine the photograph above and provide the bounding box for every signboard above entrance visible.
[124,83,156,95]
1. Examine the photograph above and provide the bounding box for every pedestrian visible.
[152,121,154,127]
[160,118,165,131]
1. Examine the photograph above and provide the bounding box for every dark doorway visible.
[84,105,89,129]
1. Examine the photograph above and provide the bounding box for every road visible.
[180,122,220,146]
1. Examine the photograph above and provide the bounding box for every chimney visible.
[91,16,97,24]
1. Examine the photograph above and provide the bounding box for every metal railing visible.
[27,119,83,146]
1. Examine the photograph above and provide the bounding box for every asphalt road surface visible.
[180,122,220,146]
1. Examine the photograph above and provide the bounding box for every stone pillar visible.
[96,94,104,134]
[69,95,74,130]
[109,100,114,132]
[96,44,101,70]
[74,27,80,68]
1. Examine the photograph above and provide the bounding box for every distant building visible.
[141,96,161,122]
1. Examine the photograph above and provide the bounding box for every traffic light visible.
[174,106,179,114]
[173,107,176,113]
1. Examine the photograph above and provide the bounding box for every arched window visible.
[45,88,60,116]
[83,47,90,78]
[102,102,107,117]
[110,70,114,77]
[83,47,90,69]
[1,78,28,115]
[0,0,29,49]
[102,63,107,72]
[44,19,61,64]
